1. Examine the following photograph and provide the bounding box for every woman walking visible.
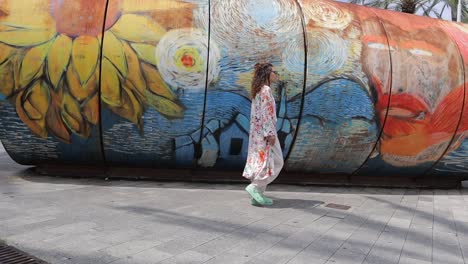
[242,63,284,206]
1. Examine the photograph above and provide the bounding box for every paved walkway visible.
[0,145,468,264]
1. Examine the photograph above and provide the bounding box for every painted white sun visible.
[155,28,220,90]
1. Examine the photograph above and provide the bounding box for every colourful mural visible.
[100,1,211,167]
[0,0,467,180]
[430,21,468,176]
[201,0,305,169]
[0,0,107,164]
[354,8,466,176]
[286,0,388,173]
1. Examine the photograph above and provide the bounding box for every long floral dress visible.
[242,85,284,189]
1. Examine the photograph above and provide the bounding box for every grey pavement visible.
[0,143,467,264]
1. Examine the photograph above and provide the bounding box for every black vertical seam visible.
[97,0,110,166]
[351,8,393,177]
[421,31,466,179]
[284,0,308,165]
[196,0,211,167]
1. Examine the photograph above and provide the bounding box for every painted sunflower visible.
[0,0,202,143]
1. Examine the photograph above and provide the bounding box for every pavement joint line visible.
[359,197,403,263]
[431,191,435,264]
[452,200,467,264]
[395,191,421,264]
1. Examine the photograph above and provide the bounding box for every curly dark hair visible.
[251,63,273,99]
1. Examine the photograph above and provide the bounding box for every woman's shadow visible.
[254,196,324,210]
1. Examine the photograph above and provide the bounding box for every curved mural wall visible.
[0,0,467,180]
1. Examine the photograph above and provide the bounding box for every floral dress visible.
[242,85,283,187]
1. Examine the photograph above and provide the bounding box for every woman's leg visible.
[245,183,272,205]
[258,185,267,194]
[249,139,284,205]
[266,139,284,185]
[253,139,283,187]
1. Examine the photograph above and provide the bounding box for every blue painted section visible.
[206,119,219,133]
[200,90,252,168]
[207,0,305,166]
[103,89,253,168]
[357,156,432,177]
[235,114,249,134]
[301,81,374,121]
[203,91,252,128]
[218,120,249,168]
[57,128,103,165]
[433,138,468,175]
[286,79,378,173]
[102,90,206,167]
[174,134,195,167]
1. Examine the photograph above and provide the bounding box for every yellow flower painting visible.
[0,0,207,143]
